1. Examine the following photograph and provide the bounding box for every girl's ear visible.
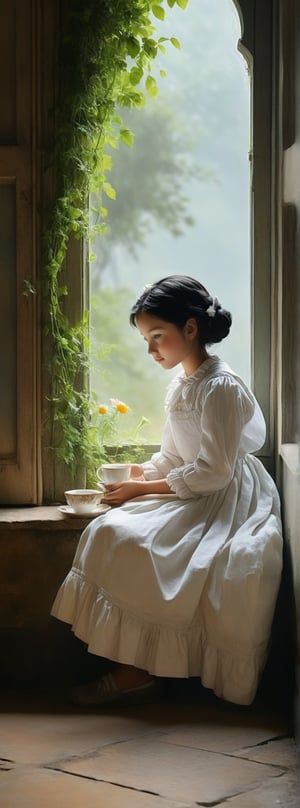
[184,318,198,338]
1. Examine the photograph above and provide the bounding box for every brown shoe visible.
[70,672,161,707]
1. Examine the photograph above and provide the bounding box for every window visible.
[90,0,251,445]
[0,0,277,504]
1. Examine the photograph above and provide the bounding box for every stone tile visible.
[158,704,289,753]
[56,736,284,804]
[222,771,300,807]
[0,710,158,765]
[3,696,276,767]
[0,766,190,808]
[236,736,300,767]
[158,720,288,762]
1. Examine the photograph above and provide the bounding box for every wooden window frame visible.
[0,0,280,504]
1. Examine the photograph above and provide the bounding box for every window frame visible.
[0,0,279,504]
[236,0,276,475]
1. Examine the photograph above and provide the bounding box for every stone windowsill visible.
[0,505,95,530]
[1,445,298,531]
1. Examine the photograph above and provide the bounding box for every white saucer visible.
[58,504,111,518]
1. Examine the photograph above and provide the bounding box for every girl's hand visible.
[102,480,144,505]
[130,464,145,481]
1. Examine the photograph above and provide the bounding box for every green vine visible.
[43,0,188,484]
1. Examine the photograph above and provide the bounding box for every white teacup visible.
[64,488,103,514]
[97,463,131,485]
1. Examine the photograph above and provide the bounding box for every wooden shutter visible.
[0,0,40,503]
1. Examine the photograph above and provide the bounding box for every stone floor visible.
[0,684,299,808]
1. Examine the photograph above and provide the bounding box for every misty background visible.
[90,0,250,443]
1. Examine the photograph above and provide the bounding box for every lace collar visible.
[176,355,224,386]
[165,355,228,409]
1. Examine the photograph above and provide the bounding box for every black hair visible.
[129,275,232,346]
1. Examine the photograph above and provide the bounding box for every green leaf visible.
[129,66,143,86]
[160,69,167,78]
[175,0,189,8]
[119,127,135,147]
[145,75,158,98]
[170,37,181,50]
[130,91,146,109]
[57,286,68,297]
[103,182,116,200]
[69,207,82,219]
[126,35,140,58]
[143,38,158,58]
[103,154,113,170]
[152,5,165,21]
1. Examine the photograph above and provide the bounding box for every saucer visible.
[58,504,111,518]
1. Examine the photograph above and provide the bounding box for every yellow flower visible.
[98,404,108,415]
[110,398,129,414]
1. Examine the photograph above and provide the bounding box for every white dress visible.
[51,356,283,705]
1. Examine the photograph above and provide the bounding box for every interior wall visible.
[280,0,300,740]
[0,525,84,686]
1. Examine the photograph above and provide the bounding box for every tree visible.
[91,99,207,286]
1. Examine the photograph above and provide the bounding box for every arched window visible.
[91,0,251,442]
[90,0,253,445]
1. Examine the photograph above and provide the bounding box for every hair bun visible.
[206,304,232,344]
[206,297,220,318]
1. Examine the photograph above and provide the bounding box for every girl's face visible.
[135,312,206,375]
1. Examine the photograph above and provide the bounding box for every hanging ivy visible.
[43,0,188,484]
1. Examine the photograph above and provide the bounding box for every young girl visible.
[51,275,283,707]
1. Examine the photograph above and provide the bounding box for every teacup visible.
[97,463,131,485]
[64,488,103,514]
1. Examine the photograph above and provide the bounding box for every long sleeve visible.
[167,376,256,499]
[142,419,184,480]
